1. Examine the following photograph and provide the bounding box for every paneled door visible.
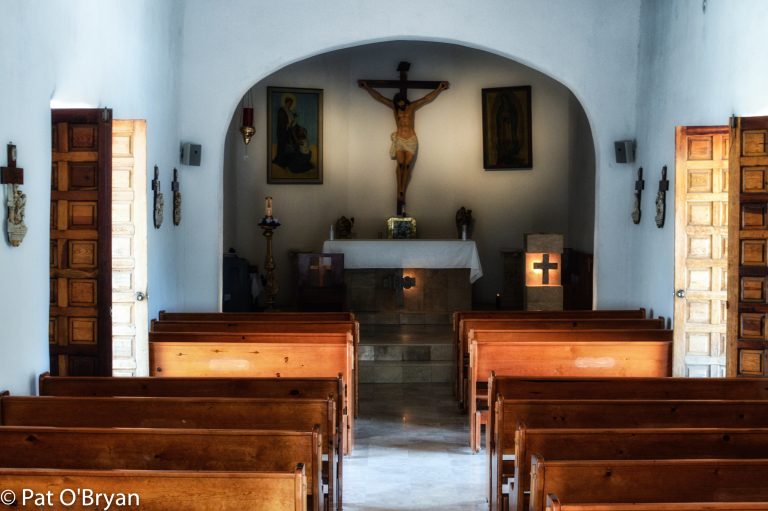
[727,116,768,377]
[673,126,729,377]
[50,109,112,376]
[111,120,148,376]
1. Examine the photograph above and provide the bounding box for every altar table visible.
[321,240,483,283]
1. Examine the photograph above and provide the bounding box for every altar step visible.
[355,312,451,325]
[359,360,453,383]
[358,324,454,384]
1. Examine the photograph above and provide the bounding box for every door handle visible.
[136,291,147,302]
[675,289,686,298]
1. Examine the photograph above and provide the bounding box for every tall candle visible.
[265,196,273,217]
[242,107,254,127]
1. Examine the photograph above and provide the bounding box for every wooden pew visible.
[158,310,355,322]
[487,375,768,464]
[468,329,673,451]
[452,309,646,395]
[547,503,768,511]
[0,466,307,511]
[451,308,647,397]
[0,425,322,511]
[490,398,768,511]
[151,317,362,418]
[38,373,346,458]
[148,330,355,453]
[0,395,338,511]
[486,376,768,511]
[452,309,647,341]
[510,427,768,511]
[456,318,665,409]
[530,457,768,511]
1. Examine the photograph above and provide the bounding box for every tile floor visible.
[343,382,488,510]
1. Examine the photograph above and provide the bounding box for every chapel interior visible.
[1,1,768,510]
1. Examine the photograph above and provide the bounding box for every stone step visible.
[359,360,453,384]
[359,343,453,362]
[356,312,451,325]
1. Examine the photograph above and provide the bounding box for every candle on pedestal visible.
[265,196,273,217]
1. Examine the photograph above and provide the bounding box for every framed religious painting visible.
[267,86,323,184]
[481,85,532,169]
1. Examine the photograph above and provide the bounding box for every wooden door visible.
[111,120,148,376]
[674,126,729,377]
[50,109,112,376]
[727,116,768,377]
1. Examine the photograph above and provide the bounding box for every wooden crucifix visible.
[1,144,23,185]
[358,62,449,215]
[655,165,669,228]
[631,167,644,225]
[1,143,28,246]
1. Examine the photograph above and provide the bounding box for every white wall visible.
[179,0,643,311]
[634,0,768,320]
[568,95,597,253]
[0,0,184,395]
[223,41,593,304]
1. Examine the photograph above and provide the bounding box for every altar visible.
[322,239,483,324]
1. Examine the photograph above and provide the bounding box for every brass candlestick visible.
[258,216,281,310]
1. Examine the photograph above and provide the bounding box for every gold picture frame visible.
[387,217,416,239]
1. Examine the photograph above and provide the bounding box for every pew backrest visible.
[159,310,354,322]
[37,373,349,458]
[530,457,768,511]
[455,318,665,408]
[0,466,307,511]
[547,501,768,511]
[151,319,356,334]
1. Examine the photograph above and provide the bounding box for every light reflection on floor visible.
[343,383,488,510]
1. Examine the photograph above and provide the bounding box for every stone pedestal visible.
[524,233,564,311]
[525,286,564,311]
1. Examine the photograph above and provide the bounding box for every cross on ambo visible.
[533,253,559,285]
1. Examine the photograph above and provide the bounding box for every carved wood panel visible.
[50,110,112,376]
[674,126,729,377]
[727,116,768,376]
[111,120,148,376]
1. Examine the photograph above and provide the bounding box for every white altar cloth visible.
[322,239,483,283]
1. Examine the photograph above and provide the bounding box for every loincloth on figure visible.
[390,133,418,158]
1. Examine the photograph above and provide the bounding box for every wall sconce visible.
[240,89,255,145]
[525,252,561,287]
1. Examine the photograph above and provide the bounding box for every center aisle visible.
[343,382,488,510]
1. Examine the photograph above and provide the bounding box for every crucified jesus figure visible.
[358,79,449,214]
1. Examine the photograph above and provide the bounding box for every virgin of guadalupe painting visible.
[267,86,323,183]
[481,86,532,169]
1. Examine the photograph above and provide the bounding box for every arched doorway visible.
[220,40,596,311]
